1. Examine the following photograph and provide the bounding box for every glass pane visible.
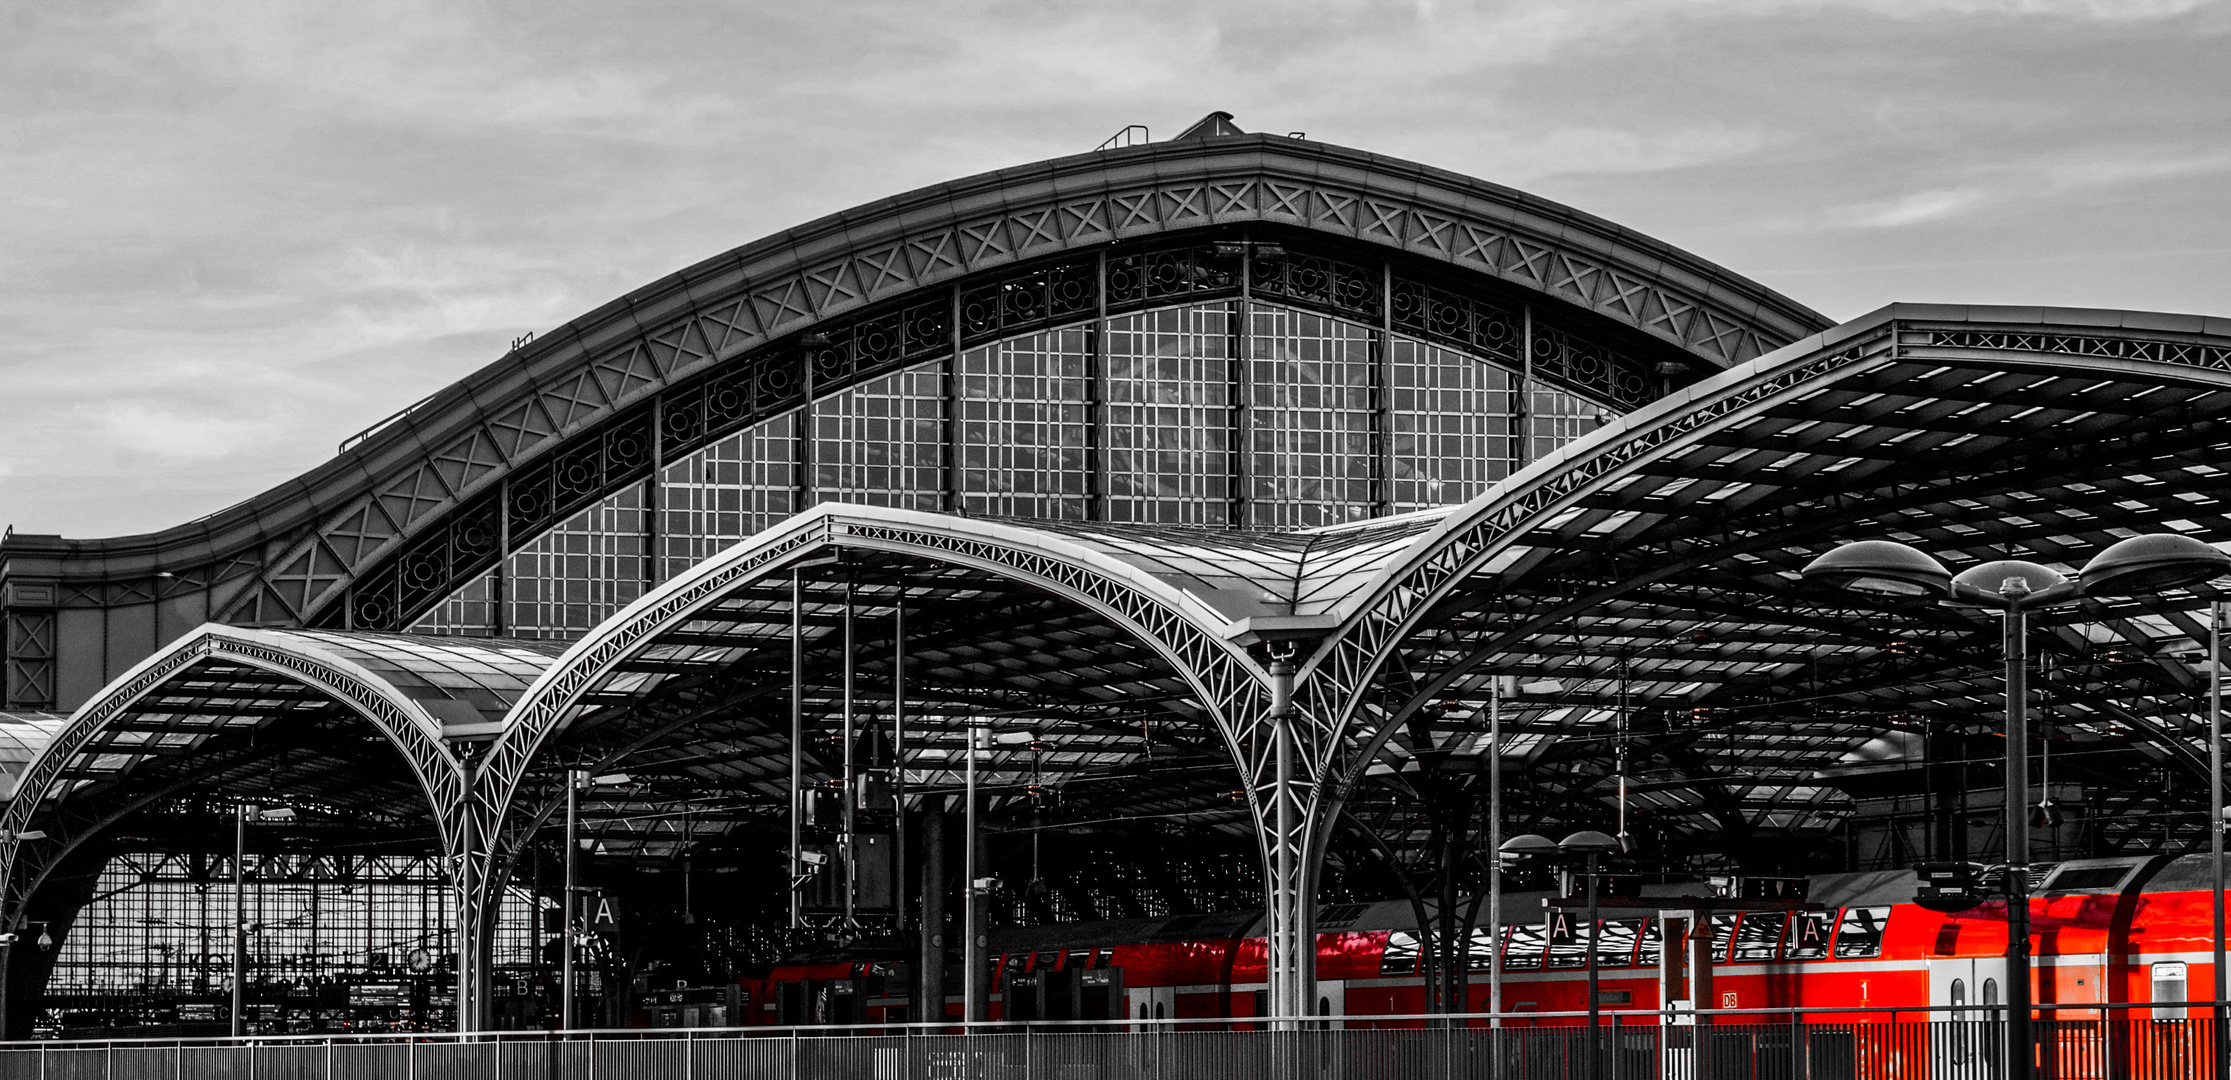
[1547,915,1591,970]
[1105,304,1234,525]
[1637,920,1662,966]
[1390,336,1514,510]
[815,367,945,510]
[410,567,498,636]
[1247,304,1374,527]
[507,482,648,638]
[1733,913,1784,961]
[659,413,797,581]
[1531,385,1609,463]
[959,328,1091,519]
[1597,920,1640,969]
[1502,922,1545,971]
[1466,927,1499,971]
[1834,906,1890,958]
[1784,912,1834,960]
[1707,913,1738,963]
[1381,930,1421,976]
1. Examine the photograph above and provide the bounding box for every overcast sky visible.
[3,0,2226,540]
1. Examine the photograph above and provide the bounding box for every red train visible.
[728,853,2227,1034]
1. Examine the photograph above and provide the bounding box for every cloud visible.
[1827,148,2231,229]
[2,0,2227,537]
[128,0,734,141]
[74,402,283,462]
[1839,187,1994,227]
[1497,125,1773,181]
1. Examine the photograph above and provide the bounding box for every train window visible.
[1465,927,1499,971]
[1380,931,1422,977]
[1783,911,1834,960]
[1636,920,1662,966]
[2045,865,2129,893]
[1596,920,1640,969]
[1732,914,1782,962]
[1833,906,1890,958]
[1707,914,1738,963]
[1546,915,1590,970]
[1503,922,1546,971]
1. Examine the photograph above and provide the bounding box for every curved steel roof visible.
[0,131,1832,655]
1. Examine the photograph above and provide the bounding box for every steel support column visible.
[2213,599,2226,1080]
[2004,608,2034,1080]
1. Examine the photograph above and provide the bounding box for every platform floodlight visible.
[589,773,632,787]
[1498,833,1557,859]
[1949,560,2074,608]
[1800,540,1952,599]
[1557,830,1621,856]
[2079,533,2231,597]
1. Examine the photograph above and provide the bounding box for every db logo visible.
[1720,992,1739,1009]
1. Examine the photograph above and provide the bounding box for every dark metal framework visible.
[346,234,1714,636]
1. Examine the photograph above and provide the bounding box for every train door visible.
[1313,980,1346,1028]
[1929,957,2007,1077]
[1129,985,1174,1031]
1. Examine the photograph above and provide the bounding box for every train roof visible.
[2133,853,2221,893]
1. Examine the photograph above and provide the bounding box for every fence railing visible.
[1,1006,2223,1080]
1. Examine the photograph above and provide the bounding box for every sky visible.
[3,0,2227,540]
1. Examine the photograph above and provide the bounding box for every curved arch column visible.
[479,504,1345,1022]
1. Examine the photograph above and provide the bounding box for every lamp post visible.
[962,723,987,1027]
[1804,532,2230,1080]
[560,771,630,1030]
[232,804,250,1038]
[228,805,293,1038]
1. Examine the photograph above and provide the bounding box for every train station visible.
[3,112,2230,1078]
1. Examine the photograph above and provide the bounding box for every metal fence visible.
[0,1010,2220,1080]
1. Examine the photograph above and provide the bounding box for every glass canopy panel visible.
[659,414,798,582]
[815,367,944,511]
[507,482,649,639]
[1105,304,1235,526]
[1248,305,1375,528]
[959,326,1091,519]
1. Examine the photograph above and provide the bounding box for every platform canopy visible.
[1312,305,2231,865]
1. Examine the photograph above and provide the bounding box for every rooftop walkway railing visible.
[0,1003,2222,1080]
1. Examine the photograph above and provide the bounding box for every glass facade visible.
[959,328,1092,519]
[1105,305,1237,526]
[1390,337,1509,511]
[410,299,1622,630]
[507,483,649,638]
[659,415,799,582]
[409,567,498,637]
[1247,305,1375,528]
[814,367,945,511]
